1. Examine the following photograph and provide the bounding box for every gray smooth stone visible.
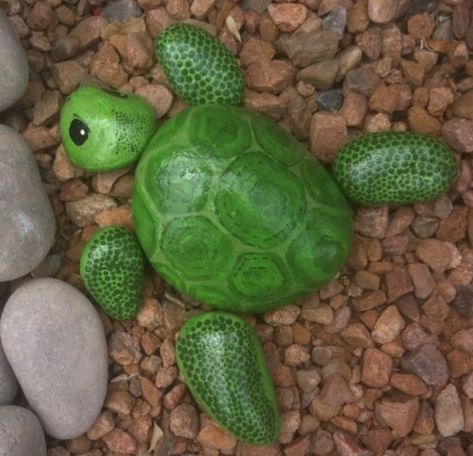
[0,125,56,281]
[0,282,8,306]
[0,278,108,439]
[0,405,47,456]
[0,284,17,405]
[0,342,17,405]
[0,10,29,111]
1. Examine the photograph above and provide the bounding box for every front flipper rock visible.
[0,278,108,439]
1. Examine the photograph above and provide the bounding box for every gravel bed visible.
[2,0,473,454]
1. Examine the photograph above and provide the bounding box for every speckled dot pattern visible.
[80,226,145,320]
[176,312,280,445]
[113,109,150,160]
[332,131,458,207]
[155,23,244,106]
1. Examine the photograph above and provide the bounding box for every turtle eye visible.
[69,117,90,146]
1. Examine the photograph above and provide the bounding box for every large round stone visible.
[0,342,17,405]
[0,285,17,405]
[0,278,108,439]
[0,405,47,456]
[0,10,29,111]
[0,125,55,281]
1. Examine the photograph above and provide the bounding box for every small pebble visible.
[322,6,347,38]
[316,89,344,112]
[404,343,449,386]
[375,397,419,438]
[102,0,142,22]
[435,384,464,437]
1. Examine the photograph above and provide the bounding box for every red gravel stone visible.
[442,118,473,153]
[407,13,435,40]
[361,348,392,387]
[102,428,137,454]
[245,60,295,95]
[404,343,449,386]
[435,384,464,437]
[375,396,419,438]
[267,3,307,32]
[309,112,348,162]
[391,373,429,396]
[415,239,461,273]
[198,424,237,451]
[372,305,406,343]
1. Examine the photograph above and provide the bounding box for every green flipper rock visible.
[155,23,244,106]
[132,104,353,313]
[176,311,280,445]
[60,86,156,172]
[332,131,458,207]
[80,226,145,320]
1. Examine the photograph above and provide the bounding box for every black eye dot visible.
[102,88,128,98]
[69,118,89,146]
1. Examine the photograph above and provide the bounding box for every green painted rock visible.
[332,132,458,207]
[60,86,156,172]
[132,105,353,313]
[155,23,244,106]
[80,226,145,320]
[176,311,279,444]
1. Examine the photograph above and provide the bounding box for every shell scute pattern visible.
[191,106,253,158]
[155,23,244,106]
[251,114,307,166]
[214,151,307,249]
[230,253,288,300]
[80,226,145,320]
[299,158,351,208]
[161,215,234,279]
[176,312,280,444]
[132,105,353,313]
[145,147,213,215]
[332,132,458,207]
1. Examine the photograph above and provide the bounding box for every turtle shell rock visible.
[132,105,353,313]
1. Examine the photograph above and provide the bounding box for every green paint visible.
[60,86,156,172]
[132,104,353,313]
[155,23,244,106]
[176,311,280,445]
[80,226,145,320]
[332,132,458,207]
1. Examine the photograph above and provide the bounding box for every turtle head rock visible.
[60,86,156,172]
